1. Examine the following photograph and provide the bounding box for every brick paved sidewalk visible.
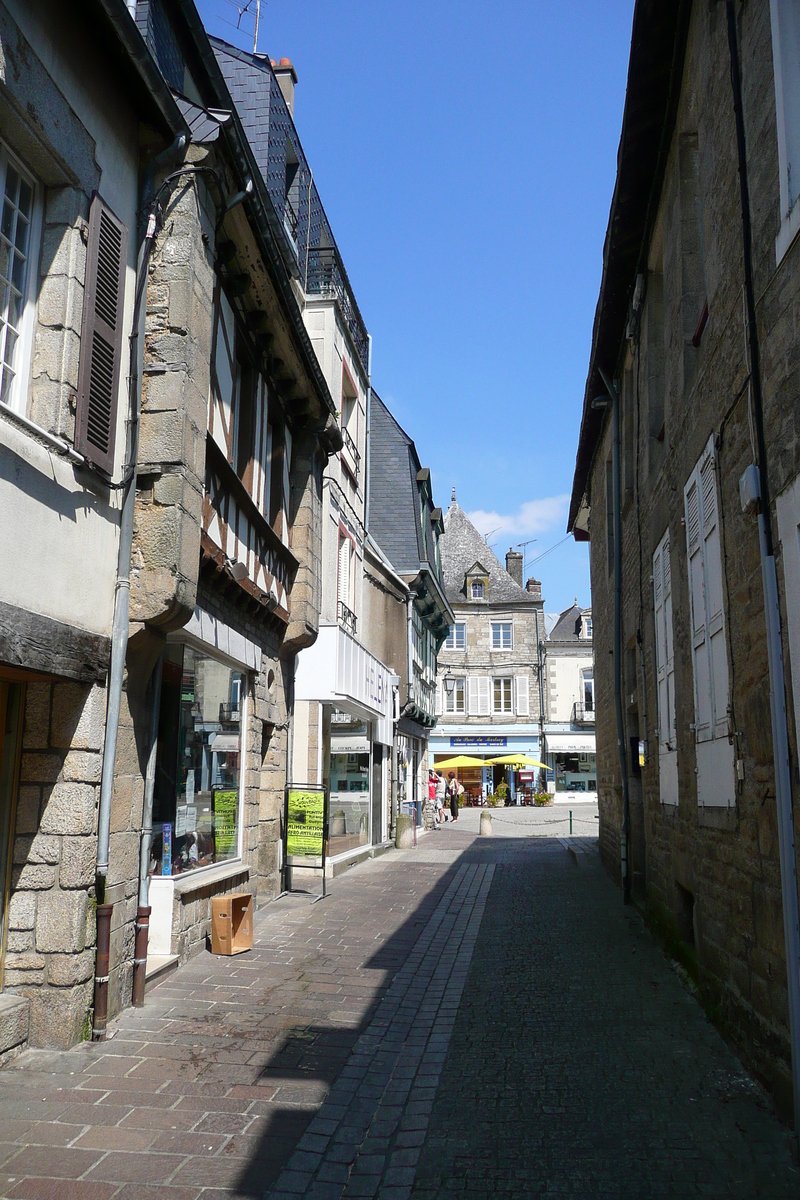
[0,827,796,1199]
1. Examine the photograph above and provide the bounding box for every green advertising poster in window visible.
[213,789,238,858]
[286,787,326,859]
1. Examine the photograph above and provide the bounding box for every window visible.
[583,617,593,639]
[444,622,465,650]
[471,579,485,599]
[770,0,800,259]
[337,532,354,614]
[493,677,513,714]
[582,670,594,713]
[445,678,465,714]
[491,621,513,650]
[0,147,39,416]
[684,437,734,806]
[152,644,245,876]
[653,529,677,805]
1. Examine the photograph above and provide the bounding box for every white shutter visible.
[515,676,529,716]
[435,680,442,716]
[468,676,480,715]
[478,676,491,716]
[338,536,351,608]
[654,530,678,805]
[684,437,734,807]
[282,425,292,546]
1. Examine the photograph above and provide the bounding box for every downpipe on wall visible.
[92,133,187,1040]
[597,368,631,905]
[726,1,800,1134]
[131,652,163,1008]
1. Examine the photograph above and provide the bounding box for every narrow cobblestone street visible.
[0,823,797,1199]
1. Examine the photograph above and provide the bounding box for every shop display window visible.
[151,643,245,876]
[328,709,370,854]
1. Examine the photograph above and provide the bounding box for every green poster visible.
[286,788,325,859]
[213,789,238,857]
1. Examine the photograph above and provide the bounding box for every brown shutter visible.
[75,194,128,474]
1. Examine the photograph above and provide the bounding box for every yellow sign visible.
[213,789,238,857]
[286,788,325,859]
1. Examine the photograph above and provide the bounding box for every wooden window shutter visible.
[468,676,480,715]
[75,194,127,473]
[516,675,529,716]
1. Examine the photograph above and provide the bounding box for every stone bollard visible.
[480,811,492,837]
[396,813,414,849]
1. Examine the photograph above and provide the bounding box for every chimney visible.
[525,577,542,600]
[505,549,523,587]
[273,57,297,117]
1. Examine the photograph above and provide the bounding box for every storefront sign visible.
[285,787,327,859]
[213,789,238,857]
[450,736,507,748]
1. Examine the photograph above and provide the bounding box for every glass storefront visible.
[151,643,245,876]
[328,709,370,856]
[554,752,597,792]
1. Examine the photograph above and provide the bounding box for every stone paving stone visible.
[0,819,797,1198]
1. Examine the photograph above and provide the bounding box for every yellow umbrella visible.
[486,754,549,769]
[432,755,486,769]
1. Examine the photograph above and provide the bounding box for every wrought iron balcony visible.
[341,424,360,478]
[305,245,369,372]
[337,600,357,637]
[572,701,595,724]
[283,195,299,244]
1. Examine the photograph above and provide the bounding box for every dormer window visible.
[471,579,484,600]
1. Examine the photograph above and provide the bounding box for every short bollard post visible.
[569,809,573,836]
[480,810,492,837]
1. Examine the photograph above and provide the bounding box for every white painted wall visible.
[547,652,593,722]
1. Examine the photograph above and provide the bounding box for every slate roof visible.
[549,603,591,641]
[368,392,443,585]
[442,502,537,607]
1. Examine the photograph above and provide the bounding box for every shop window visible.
[151,644,245,876]
[445,622,465,650]
[491,621,513,650]
[770,0,800,259]
[493,677,513,714]
[329,709,370,855]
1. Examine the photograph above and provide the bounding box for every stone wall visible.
[6,680,105,1048]
[586,0,800,1115]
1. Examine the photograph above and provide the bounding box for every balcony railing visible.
[337,600,357,637]
[283,195,299,245]
[572,701,595,724]
[305,245,369,372]
[341,424,361,478]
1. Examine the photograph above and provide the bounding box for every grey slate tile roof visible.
[549,603,591,641]
[368,392,443,585]
[442,502,537,607]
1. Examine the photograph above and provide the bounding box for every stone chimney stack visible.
[272,58,298,117]
[505,549,523,586]
[525,577,542,600]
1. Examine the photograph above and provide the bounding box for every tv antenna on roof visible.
[483,527,500,544]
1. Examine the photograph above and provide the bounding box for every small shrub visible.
[533,792,553,807]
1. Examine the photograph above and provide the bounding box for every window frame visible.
[470,578,485,600]
[0,142,42,417]
[445,677,466,714]
[444,622,466,651]
[770,0,800,262]
[492,676,513,714]
[491,621,513,651]
[581,669,594,713]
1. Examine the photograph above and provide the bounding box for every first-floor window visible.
[445,677,465,714]
[582,670,594,712]
[491,621,513,650]
[493,677,513,714]
[0,144,39,413]
[445,622,466,650]
[152,643,245,876]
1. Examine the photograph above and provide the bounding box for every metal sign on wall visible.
[450,736,507,748]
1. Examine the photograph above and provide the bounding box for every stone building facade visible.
[542,605,596,801]
[431,497,543,801]
[569,0,800,1119]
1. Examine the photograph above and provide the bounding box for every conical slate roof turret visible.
[442,500,540,607]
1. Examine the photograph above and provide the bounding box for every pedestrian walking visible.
[448,772,459,821]
[436,772,447,822]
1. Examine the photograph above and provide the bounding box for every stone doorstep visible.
[327,842,396,879]
[0,992,30,1057]
[144,952,180,992]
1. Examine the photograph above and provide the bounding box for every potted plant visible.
[495,781,509,807]
[533,791,553,807]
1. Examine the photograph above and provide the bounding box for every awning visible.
[545,733,596,754]
[209,733,240,752]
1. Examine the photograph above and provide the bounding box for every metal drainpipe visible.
[535,607,546,791]
[364,336,373,533]
[92,132,186,1041]
[131,651,163,1008]
[726,0,800,1136]
[598,367,631,904]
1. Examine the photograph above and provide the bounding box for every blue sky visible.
[197,0,634,615]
